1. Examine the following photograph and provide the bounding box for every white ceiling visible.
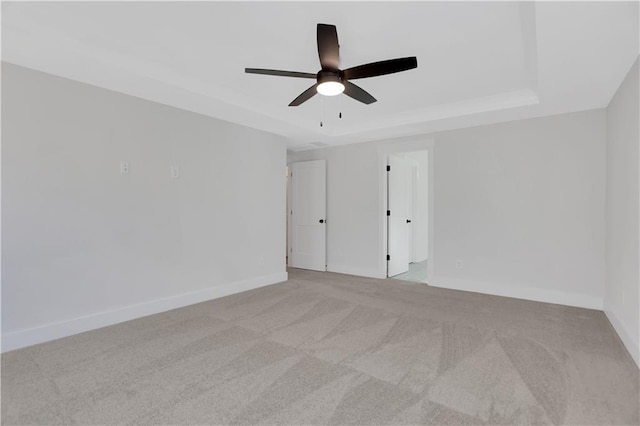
[2,1,638,151]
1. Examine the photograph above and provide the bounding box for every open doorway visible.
[387,150,429,283]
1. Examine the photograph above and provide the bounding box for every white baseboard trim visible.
[327,264,385,279]
[604,308,640,368]
[1,271,288,353]
[429,275,603,310]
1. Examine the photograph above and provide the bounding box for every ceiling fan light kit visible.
[316,72,344,96]
[246,23,418,106]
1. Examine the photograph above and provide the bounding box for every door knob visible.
[319,219,325,223]
[406,219,412,223]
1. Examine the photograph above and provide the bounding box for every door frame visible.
[378,139,435,282]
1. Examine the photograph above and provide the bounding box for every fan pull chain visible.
[320,96,325,127]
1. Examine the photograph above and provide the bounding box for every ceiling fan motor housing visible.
[317,70,343,85]
[316,70,345,96]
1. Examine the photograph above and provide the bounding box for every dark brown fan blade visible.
[343,57,417,80]
[317,24,340,70]
[289,84,318,106]
[343,81,376,104]
[245,68,316,79]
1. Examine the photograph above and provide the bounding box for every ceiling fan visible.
[245,24,418,107]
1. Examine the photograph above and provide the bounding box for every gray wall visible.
[290,109,607,309]
[2,63,288,350]
[604,57,639,366]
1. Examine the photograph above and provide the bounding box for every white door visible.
[388,155,411,277]
[408,161,418,262]
[290,160,326,271]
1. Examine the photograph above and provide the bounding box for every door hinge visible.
[387,254,390,261]
[387,210,391,216]
[386,165,391,172]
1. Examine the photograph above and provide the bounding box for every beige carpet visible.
[2,269,639,425]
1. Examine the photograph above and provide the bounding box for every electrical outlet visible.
[120,160,129,174]
[456,260,463,270]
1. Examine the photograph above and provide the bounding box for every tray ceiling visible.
[2,2,638,150]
